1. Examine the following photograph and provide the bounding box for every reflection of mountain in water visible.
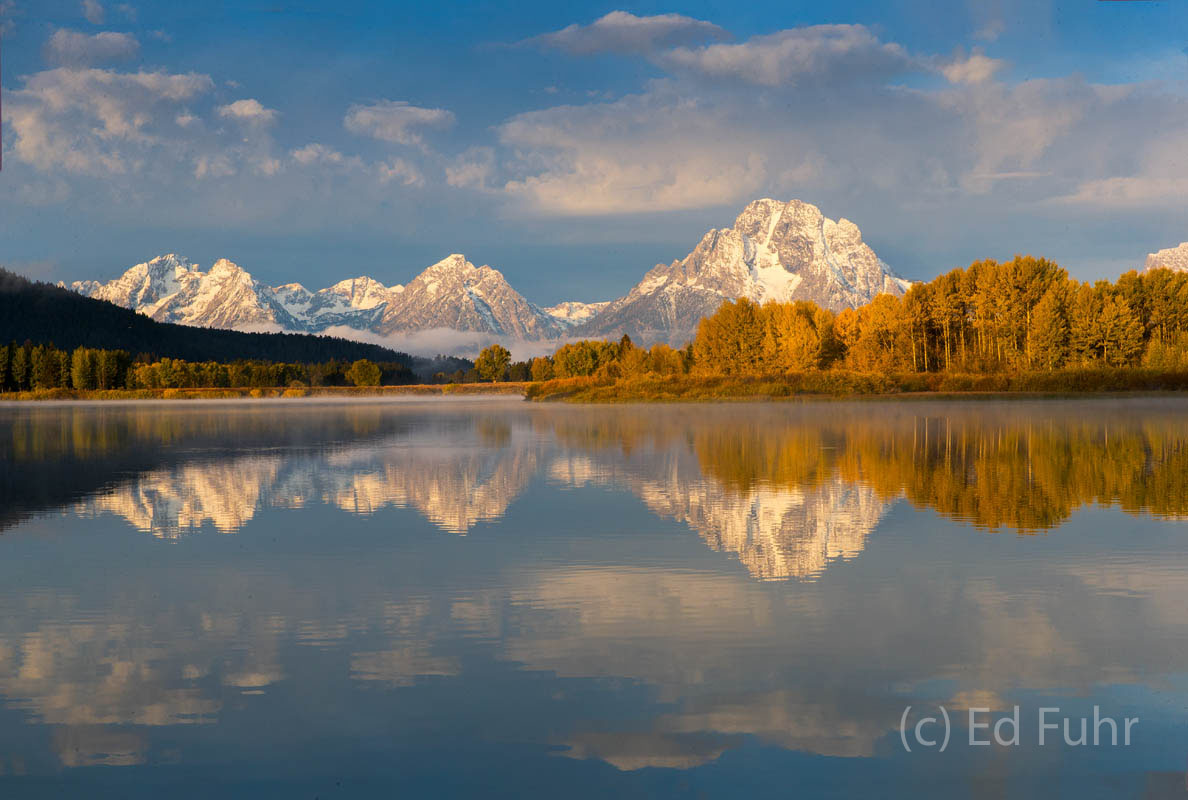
[77,438,540,538]
[80,458,282,536]
[549,453,888,580]
[326,445,540,534]
[642,478,889,581]
[10,399,1188,577]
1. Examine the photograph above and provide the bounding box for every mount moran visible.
[70,199,910,350]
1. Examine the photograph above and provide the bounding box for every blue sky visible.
[2,0,1188,302]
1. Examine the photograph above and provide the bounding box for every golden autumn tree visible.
[1028,287,1069,370]
[693,298,766,375]
[760,301,821,372]
[843,293,910,372]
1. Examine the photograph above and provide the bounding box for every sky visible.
[2,0,1188,304]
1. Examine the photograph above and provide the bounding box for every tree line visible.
[521,258,1188,380]
[0,342,414,392]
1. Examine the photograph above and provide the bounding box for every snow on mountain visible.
[544,300,611,327]
[74,255,299,331]
[82,253,194,310]
[1145,242,1188,273]
[73,253,562,341]
[68,199,910,350]
[375,254,564,339]
[578,199,909,343]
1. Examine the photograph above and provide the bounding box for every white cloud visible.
[344,100,455,146]
[377,158,424,187]
[7,67,213,175]
[217,98,278,126]
[251,156,282,176]
[941,49,1005,85]
[658,24,915,87]
[194,154,234,179]
[291,143,347,166]
[940,77,1101,193]
[496,89,773,215]
[1055,135,1188,207]
[81,0,104,25]
[446,147,495,190]
[116,2,136,21]
[527,10,728,56]
[478,32,1188,222]
[43,29,140,67]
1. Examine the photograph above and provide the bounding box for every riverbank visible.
[0,383,529,401]
[525,369,1188,402]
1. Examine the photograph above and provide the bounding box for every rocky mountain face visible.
[1145,243,1188,273]
[576,198,910,343]
[68,198,911,348]
[374,254,563,339]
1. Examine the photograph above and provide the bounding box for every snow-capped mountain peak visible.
[376,254,564,339]
[576,198,910,343]
[1145,243,1188,273]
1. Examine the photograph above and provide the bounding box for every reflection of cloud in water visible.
[350,600,459,685]
[500,567,904,767]
[0,610,222,727]
[53,726,148,768]
[560,687,899,770]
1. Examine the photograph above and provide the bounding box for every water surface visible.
[1,397,1186,798]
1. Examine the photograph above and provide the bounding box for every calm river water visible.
[0,397,1186,798]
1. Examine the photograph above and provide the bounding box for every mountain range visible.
[67,199,906,350]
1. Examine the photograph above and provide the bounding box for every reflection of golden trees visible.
[689,406,1188,532]
[538,402,1188,533]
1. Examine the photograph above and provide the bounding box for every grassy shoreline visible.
[0,383,530,402]
[525,369,1188,402]
[7,369,1188,403]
